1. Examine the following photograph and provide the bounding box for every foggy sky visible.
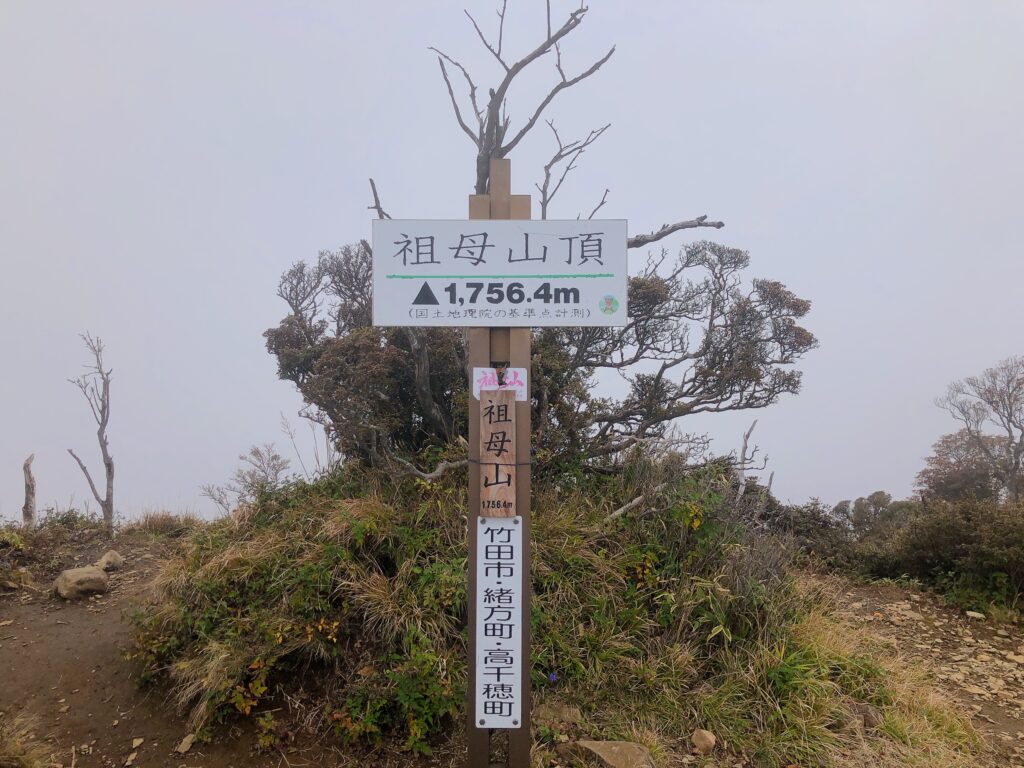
[1,1,1021,520]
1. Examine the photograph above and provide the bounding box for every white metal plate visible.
[474,516,523,729]
[372,219,628,327]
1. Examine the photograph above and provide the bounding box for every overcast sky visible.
[1,1,1021,520]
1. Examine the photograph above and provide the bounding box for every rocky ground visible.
[1,532,1022,767]
[835,583,1024,767]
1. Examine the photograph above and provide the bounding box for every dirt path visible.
[834,582,1024,767]
[0,534,344,768]
[4,533,1024,767]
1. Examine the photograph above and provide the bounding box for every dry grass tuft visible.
[0,713,52,768]
[793,598,983,768]
[120,510,200,538]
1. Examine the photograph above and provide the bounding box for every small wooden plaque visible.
[479,388,516,518]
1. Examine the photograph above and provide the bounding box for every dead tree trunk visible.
[68,334,115,532]
[22,453,36,527]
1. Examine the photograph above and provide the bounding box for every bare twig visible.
[428,47,484,132]
[605,482,669,522]
[496,0,508,59]
[465,7,509,71]
[586,188,609,220]
[389,454,469,482]
[536,121,609,219]
[735,419,757,502]
[434,57,481,146]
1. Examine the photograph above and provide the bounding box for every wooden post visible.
[467,158,532,768]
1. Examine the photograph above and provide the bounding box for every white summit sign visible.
[372,219,628,327]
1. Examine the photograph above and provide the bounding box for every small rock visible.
[853,702,883,729]
[124,751,138,767]
[175,734,195,754]
[692,728,717,755]
[131,737,144,749]
[95,550,125,572]
[534,701,583,727]
[574,739,655,768]
[53,566,108,600]
[965,611,987,621]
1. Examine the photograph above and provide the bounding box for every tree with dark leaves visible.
[265,3,817,475]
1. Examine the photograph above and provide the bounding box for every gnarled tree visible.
[265,3,817,474]
[938,355,1024,503]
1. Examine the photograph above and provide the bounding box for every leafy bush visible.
[39,505,105,531]
[859,499,1024,608]
[762,498,857,570]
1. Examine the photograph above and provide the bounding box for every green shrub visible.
[130,464,981,764]
[858,499,1024,608]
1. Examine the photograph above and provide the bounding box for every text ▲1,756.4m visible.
[443,281,580,306]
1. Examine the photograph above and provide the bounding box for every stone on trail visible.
[53,565,108,599]
[965,610,987,621]
[96,549,125,572]
[175,734,195,754]
[691,728,717,754]
[573,739,655,768]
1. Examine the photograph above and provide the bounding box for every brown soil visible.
[3,531,1023,767]
[0,530,368,768]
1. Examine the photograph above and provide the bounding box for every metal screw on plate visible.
[480,519,486,525]
[513,518,519,525]
[513,719,519,726]
[479,719,485,726]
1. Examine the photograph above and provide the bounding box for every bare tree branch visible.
[434,57,481,146]
[428,47,484,132]
[465,7,509,71]
[501,44,615,156]
[536,121,609,219]
[389,454,469,482]
[68,448,103,508]
[367,178,392,220]
[628,216,726,249]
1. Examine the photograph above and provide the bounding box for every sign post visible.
[371,157,626,767]
[468,159,533,767]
